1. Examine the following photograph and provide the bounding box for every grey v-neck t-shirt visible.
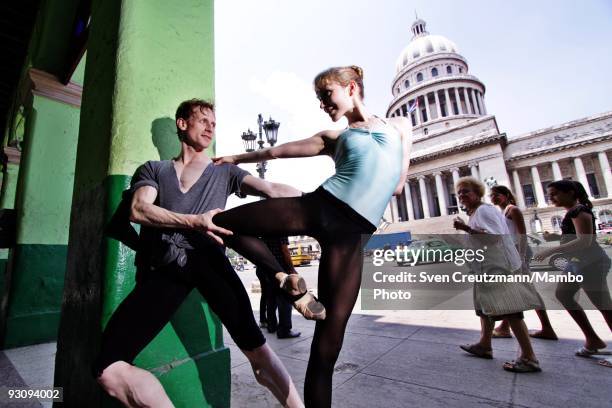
[130,160,250,268]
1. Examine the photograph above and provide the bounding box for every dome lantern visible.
[411,18,428,38]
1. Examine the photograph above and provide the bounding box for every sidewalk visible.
[2,272,611,407]
[227,306,611,408]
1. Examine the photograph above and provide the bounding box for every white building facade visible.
[383,19,612,234]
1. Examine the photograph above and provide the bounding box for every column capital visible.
[450,166,460,173]
[417,175,427,181]
[432,171,442,177]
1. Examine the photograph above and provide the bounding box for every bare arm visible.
[534,213,594,260]
[213,130,336,165]
[508,206,528,256]
[239,175,303,198]
[391,117,413,196]
[129,185,232,244]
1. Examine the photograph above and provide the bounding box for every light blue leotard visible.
[321,121,403,226]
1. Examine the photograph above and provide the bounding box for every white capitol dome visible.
[387,18,487,134]
[395,34,458,73]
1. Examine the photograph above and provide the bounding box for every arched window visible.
[424,128,429,135]
[551,216,563,232]
[396,87,400,94]
[458,67,463,73]
[416,72,423,82]
[446,66,452,74]
[404,79,410,88]
[431,68,438,77]
[599,209,612,223]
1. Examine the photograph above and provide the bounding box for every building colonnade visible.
[390,85,486,126]
[389,151,612,223]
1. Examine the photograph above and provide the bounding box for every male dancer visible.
[94,99,303,407]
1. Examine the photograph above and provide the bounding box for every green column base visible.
[2,244,67,348]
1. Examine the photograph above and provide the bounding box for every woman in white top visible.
[490,185,558,340]
[453,177,542,373]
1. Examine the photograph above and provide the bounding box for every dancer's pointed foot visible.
[293,292,326,321]
[279,273,307,297]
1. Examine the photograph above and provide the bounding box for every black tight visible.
[93,246,265,377]
[213,188,373,407]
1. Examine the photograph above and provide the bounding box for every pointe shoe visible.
[293,292,326,321]
[279,273,307,297]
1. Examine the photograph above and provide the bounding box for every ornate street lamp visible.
[240,113,280,179]
[241,129,257,152]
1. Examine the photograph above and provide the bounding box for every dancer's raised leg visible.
[214,195,327,319]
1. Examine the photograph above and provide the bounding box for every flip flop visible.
[598,358,612,368]
[575,347,612,357]
[503,358,542,373]
[460,344,493,359]
[492,329,512,339]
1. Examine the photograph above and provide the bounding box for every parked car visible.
[526,233,568,271]
[396,239,460,266]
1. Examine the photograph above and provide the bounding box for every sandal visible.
[575,347,611,357]
[460,344,493,359]
[293,292,326,321]
[598,358,612,368]
[492,329,512,339]
[503,358,541,373]
[280,273,307,297]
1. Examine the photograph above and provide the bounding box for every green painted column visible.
[0,156,20,329]
[0,0,88,349]
[1,94,81,348]
[54,1,229,407]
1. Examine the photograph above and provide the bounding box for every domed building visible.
[389,19,487,135]
[383,19,612,234]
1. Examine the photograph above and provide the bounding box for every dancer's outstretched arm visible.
[212,130,340,165]
[240,175,302,198]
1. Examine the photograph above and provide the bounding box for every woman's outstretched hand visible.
[212,155,238,165]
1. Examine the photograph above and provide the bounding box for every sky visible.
[214,0,612,208]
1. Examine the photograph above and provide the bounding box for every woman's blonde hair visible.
[313,66,365,98]
[455,176,485,198]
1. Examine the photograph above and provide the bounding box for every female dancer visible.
[489,185,558,340]
[212,65,411,407]
[454,177,542,373]
[534,180,611,356]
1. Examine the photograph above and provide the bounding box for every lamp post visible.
[240,113,280,179]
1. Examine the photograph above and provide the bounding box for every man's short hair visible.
[175,99,215,139]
